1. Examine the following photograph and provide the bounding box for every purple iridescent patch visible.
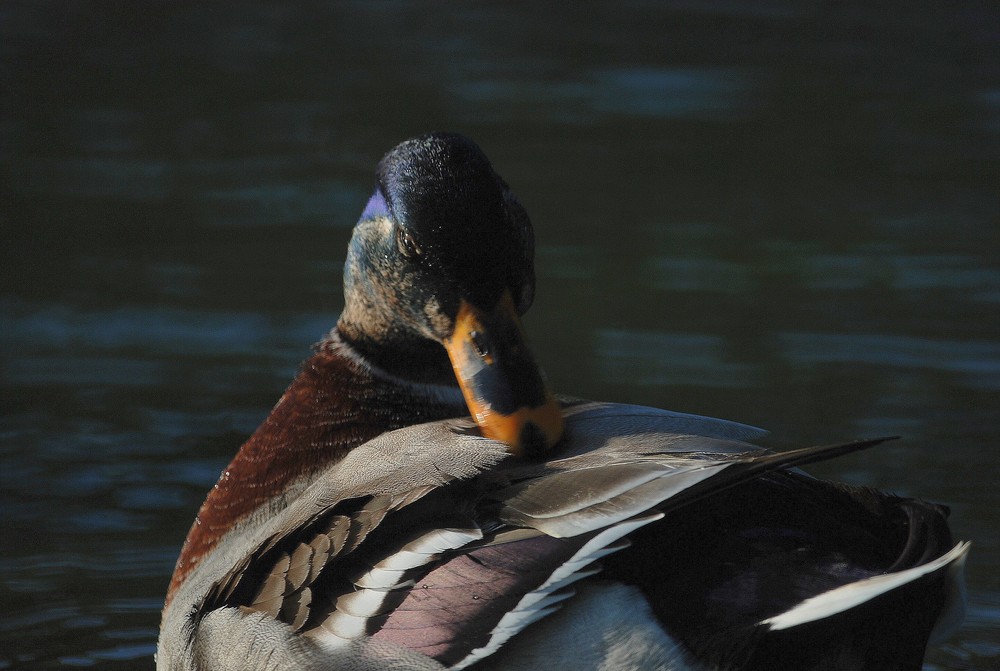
[361,189,389,220]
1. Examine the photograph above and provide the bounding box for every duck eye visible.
[396,227,423,259]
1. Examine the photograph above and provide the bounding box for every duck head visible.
[337,132,563,456]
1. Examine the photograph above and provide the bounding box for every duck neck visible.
[165,329,466,605]
[336,310,459,387]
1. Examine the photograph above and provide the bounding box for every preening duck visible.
[158,132,968,671]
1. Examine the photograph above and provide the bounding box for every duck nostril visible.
[469,329,494,365]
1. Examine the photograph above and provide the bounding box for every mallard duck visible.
[157,132,967,671]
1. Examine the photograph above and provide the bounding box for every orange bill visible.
[443,292,564,456]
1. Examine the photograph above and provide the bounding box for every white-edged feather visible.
[451,512,663,669]
[762,542,970,631]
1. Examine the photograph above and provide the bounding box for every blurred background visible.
[2,2,998,668]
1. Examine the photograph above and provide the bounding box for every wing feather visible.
[178,401,905,669]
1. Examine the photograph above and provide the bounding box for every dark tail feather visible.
[749,436,899,472]
[662,437,899,514]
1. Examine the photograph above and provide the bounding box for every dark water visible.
[2,2,999,669]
